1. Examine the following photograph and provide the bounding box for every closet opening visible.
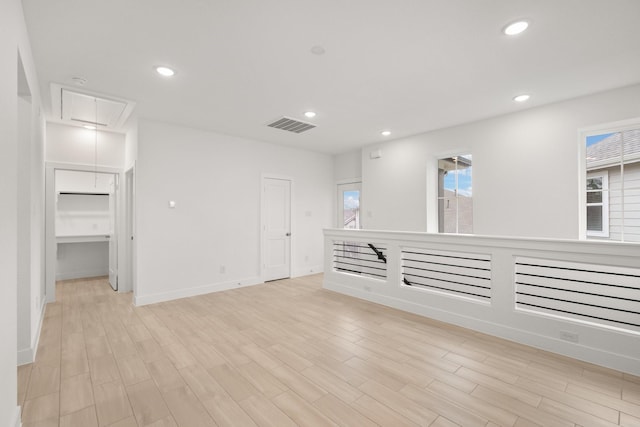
[45,166,121,301]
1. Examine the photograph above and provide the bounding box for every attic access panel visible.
[50,83,136,131]
[61,89,127,127]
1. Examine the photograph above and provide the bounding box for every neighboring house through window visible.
[585,127,640,242]
[586,171,609,237]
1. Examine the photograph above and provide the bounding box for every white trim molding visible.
[10,406,21,427]
[134,276,263,306]
[17,297,47,366]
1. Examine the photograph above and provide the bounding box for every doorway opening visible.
[45,165,122,302]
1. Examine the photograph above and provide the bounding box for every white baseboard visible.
[324,279,640,377]
[10,406,21,427]
[291,265,323,278]
[17,298,46,366]
[17,347,33,367]
[56,268,108,281]
[134,276,263,306]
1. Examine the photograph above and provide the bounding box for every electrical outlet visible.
[364,285,372,292]
[560,330,579,343]
[219,265,225,274]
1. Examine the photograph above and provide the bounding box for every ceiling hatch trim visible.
[267,116,316,134]
[50,83,136,132]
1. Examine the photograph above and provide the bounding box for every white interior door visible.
[337,182,362,229]
[108,174,118,290]
[263,177,291,281]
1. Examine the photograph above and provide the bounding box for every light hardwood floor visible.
[18,275,640,427]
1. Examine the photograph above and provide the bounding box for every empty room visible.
[2,1,640,426]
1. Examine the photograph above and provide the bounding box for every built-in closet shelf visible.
[56,235,110,244]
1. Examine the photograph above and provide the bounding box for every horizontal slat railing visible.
[323,228,640,375]
[333,241,387,280]
[515,257,640,331]
[402,247,492,302]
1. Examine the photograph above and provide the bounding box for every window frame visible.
[336,180,362,229]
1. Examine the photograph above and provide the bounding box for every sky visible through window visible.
[443,156,473,197]
[586,133,614,147]
[343,190,360,209]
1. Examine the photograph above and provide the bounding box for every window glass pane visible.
[624,188,640,242]
[586,177,602,190]
[458,199,473,234]
[586,132,619,168]
[438,155,472,234]
[586,191,602,204]
[585,127,640,241]
[622,128,640,163]
[343,190,360,229]
[587,206,603,231]
[457,155,473,196]
[439,198,457,233]
[627,187,640,203]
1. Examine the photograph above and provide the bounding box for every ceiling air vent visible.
[267,116,316,134]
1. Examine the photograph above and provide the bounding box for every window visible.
[342,190,360,229]
[437,155,473,234]
[337,182,361,229]
[586,172,609,237]
[585,127,640,242]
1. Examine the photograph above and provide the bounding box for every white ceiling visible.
[22,0,640,154]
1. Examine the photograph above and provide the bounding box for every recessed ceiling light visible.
[83,125,96,130]
[304,111,316,118]
[155,66,175,77]
[381,130,391,136]
[503,20,529,36]
[513,94,531,102]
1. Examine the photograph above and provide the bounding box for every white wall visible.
[135,120,333,304]
[334,149,362,182]
[46,122,125,168]
[361,84,640,238]
[16,0,47,375]
[56,242,109,281]
[17,94,34,364]
[1,0,45,424]
[124,113,138,170]
[28,95,45,367]
[1,21,20,423]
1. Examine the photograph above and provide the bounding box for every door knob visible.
[285,232,291,236]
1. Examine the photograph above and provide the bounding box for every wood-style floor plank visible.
[18,275,640,427]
